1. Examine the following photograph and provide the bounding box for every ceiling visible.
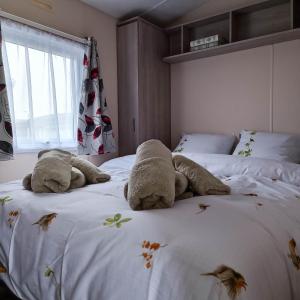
[81,0,209,25]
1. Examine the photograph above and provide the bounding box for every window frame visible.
[1,19,86,154]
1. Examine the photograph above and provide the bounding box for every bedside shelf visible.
[164,0,300,63]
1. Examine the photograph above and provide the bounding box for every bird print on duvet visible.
[32,213,58,231]
[202,265,247,300]
[0,194,299,300]
[288,238,300,270]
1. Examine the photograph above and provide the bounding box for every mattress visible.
[0,153,300,300]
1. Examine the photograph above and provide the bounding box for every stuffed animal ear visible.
[70,156,111,184]
[23,173,33,190]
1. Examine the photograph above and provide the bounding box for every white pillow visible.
[173,133,236,154]
[233,130,300,163]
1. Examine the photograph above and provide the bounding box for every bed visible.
[0,153,300,300]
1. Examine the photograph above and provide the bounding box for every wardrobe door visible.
[117,21,139,156]
[138,20,171,148]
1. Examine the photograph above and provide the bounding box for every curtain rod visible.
[0,9,88,45]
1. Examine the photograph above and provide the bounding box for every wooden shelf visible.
[231,0,291,41]
[164,0,300,64]
[163,28,300,63]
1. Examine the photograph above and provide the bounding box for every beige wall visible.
[0,0,118,182]
[171,40,300,148]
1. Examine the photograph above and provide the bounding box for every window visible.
[1,19,85,152]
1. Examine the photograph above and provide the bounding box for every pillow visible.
[233,130,300,163]
[173,133,236,154]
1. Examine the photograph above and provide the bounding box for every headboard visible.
[171,39,300,148]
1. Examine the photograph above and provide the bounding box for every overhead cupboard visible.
[164,0,300,63]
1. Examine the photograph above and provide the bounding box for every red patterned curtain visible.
[77,37,116,155]
[0,25,13,160]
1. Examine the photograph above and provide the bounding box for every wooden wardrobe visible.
[117,17,170,156]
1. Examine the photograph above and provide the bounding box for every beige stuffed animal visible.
[23,149,110,193]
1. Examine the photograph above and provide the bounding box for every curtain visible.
[0,24,13,160]
[1,18,85,152]
[77,37,116,155]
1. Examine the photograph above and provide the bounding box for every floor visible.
[0,281,20,300]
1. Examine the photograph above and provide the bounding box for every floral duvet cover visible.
[0,153,300,300]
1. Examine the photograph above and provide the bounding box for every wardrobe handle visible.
[132,118,136,133]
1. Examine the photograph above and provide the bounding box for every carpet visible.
[0,281,20,300]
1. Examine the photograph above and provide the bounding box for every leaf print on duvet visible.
[238,131,256,157]
[44,266,57,281]
[202,265,247,300]
[0,262,7,273]
[44,266,61,300]
[0,195,12,206]
[7,210,20,229]
[103,213,132,228]
[33,213,57,231]
[196,203,210,214]
[141,241,167,269]
[288,238,300,270]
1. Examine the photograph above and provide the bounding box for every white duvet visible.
[0,153,300,300]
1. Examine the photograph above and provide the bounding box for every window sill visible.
[14,147,78,155]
